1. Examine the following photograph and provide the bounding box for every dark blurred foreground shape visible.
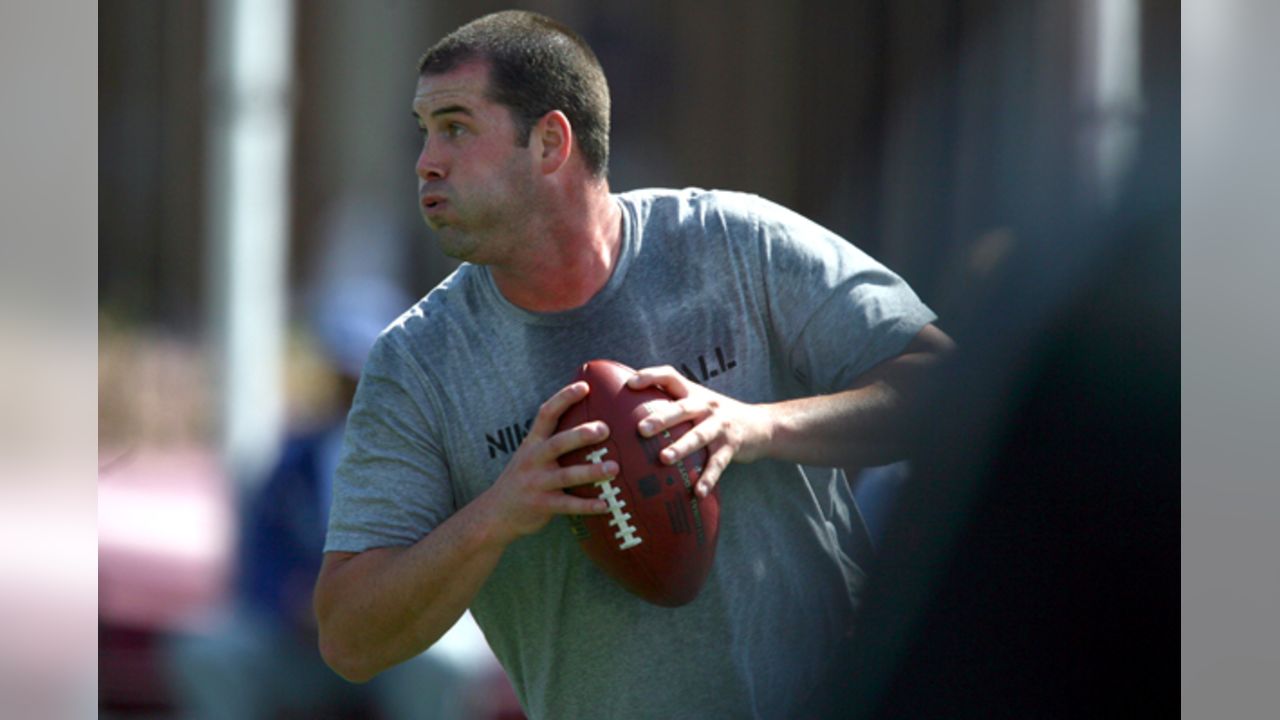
[803,1,1179,718]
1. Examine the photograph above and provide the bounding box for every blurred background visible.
[97,0,1184,718]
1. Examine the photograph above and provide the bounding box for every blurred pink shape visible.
[98,448,234,631]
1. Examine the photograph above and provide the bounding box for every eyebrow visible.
[411,104,473,120]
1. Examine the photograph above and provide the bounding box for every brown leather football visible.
[556,359,721,607]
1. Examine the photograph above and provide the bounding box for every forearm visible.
[762,382,906,469]
[760,327,954,469]
[632,324,954,495]
[314,494,508,682]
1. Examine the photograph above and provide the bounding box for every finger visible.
[637,398,707,438]
[547,492,610,515]
[539,420,609,464]
[626,365,691,399]
[657,418,716,465]
[695,445,735,497]
[546,459,620,491]
[528,381,590,440]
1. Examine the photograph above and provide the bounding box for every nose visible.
[416,139,445,182]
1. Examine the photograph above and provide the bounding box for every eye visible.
[446,122,468,138]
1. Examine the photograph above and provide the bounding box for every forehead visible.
[413,61,493,114]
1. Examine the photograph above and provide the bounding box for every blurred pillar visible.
[205,0,295,487]
[1077,0,1143,210]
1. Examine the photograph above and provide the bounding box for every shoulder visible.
[617,187,796,244]
[381,264,481,344]
[618,186,773,221]
[356,264,486,387]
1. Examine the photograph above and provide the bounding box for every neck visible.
[490,181,622,312]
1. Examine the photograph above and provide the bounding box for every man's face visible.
[412,61,537,262]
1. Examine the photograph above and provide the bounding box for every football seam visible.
[584,391,643,553]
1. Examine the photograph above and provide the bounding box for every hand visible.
[627,366,773,498]
[480,381,617,545]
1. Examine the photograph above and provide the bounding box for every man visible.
[315,10,953,719]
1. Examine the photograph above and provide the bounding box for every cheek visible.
[472,161,525,200]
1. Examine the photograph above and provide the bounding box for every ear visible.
[533,110,573,176]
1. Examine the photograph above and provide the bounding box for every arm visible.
[629,324,955,496]
[314,381,616,682]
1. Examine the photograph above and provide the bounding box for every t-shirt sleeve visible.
[323,331,456,553]
[750,197,937,395]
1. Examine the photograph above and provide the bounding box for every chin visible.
[433,228,478,261]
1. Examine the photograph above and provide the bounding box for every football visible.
[556,359,721,607]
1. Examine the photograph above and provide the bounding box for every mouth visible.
[420,194,448,213]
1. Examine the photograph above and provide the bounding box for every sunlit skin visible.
[412,61,623,312]
[413,62,538,263]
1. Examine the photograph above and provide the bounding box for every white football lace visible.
[585,447,642,550]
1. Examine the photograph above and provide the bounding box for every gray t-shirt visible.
[325,188,936,719]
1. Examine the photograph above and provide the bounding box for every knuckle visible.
[533,494,559,514]
[568,465,593,485]
[558,435,595,458]
[566,464,598,487]
[693,426,712,446]
[724,432,741,453]
[550,433,581,458]
[551,428,576,448]
[526,468,552,492]
[542,438,566,461]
